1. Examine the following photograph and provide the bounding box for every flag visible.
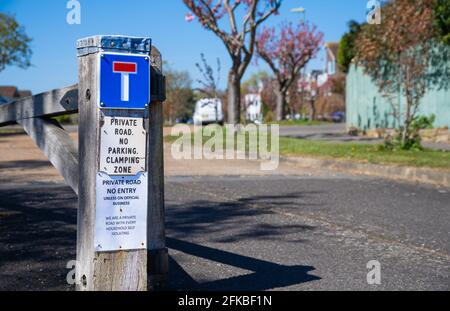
[185,13,195,22]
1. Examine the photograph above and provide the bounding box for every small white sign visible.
[100,116,147,176]
[94,172,148,252]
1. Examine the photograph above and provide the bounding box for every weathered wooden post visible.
[76,35,167,291]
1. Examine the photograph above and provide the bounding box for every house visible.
[0,86,21,98]
[296,42,346,120]
[317,42,343,95]
[325,42,340,76]
[0,86,32,103]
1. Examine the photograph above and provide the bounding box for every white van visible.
[245,94,262,124]
[193,98,224,125]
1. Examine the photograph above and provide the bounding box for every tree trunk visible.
[276,89,287,121]
[227,70,241,124]
[309,98,316,121]
[401,96,413,146]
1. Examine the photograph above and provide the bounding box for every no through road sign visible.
[99,52,151,109]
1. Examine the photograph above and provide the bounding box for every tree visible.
[165,67,196,124]
[183,0,283,124]
[256,22,323,121]
[286,75,303,116]
[300,72,320,121]
[355,0,450,149]
[337,20,362,73]
[0,13,32,72]
[195,53,221,98]
[434,0,450,45]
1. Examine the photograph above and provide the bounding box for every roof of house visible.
[325,42,339,60]
[18,90,32,98]
[0,86,32,99]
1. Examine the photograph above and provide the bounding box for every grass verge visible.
[279,137,450,170]
[0,128,25,135]
[165,126,450,170]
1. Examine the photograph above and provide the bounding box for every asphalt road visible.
[279,123,356,141]
[3,123,449,150]
[1,173,449,291]
[279,123,450,150]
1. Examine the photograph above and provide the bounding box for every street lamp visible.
[291,7,306,23]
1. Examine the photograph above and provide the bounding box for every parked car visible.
[175,117,194,125]
[332,111,346,123]
[193,98,224,126]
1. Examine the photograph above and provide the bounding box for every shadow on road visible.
[0,185,77,290]
[0,132,26,138]
[0,182,320,290]
[166,187,318,244]
[165,187,321,290]
[168,238,320,291]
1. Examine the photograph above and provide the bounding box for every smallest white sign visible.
[100,116,147,176]
[95,172,148,252]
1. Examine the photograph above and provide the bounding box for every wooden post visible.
[146,46,168,290]
[76,36,167,291]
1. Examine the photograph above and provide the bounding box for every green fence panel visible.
[346,64,450,130]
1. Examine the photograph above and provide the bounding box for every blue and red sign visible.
[99,53,150,109]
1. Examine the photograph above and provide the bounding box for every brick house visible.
[0,86,32,104]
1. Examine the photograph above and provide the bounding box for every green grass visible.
[0,128,25,135]
[279,137,450,170]
[165,126,450,170]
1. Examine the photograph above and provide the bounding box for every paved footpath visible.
[0,133,449,290]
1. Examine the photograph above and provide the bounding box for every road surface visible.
[0,133,449,290]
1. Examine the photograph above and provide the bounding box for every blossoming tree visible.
[256,22,323,120]
[355,0,450,149]
[183,0,283,124]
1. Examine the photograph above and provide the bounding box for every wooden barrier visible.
[0,36,167,291]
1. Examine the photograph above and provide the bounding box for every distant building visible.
[0,86,32,103]
[300,42,342,98]
[296,43,346,120]
[324,42,340,77]
[244,94,263,124]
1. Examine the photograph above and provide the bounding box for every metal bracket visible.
[151,70,166,103]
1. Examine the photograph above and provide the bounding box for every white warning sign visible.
[100,116,147,176]
[95,172,148,252]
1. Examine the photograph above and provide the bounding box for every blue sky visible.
[0,0,367,94]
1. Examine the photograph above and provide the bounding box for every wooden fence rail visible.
[0,84,78,127]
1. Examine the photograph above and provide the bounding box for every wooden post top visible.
[77,35,152,57]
